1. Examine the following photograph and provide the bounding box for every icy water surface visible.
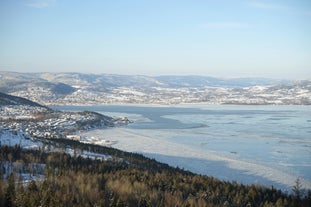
[55,104,311,191]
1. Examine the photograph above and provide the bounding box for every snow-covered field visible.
[0,130,41,149]
[72,104,311,191]
[0,129,113,181]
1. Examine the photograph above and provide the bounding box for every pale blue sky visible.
[1,0,310,79]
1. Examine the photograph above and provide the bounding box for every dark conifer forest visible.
[1,139,310,207]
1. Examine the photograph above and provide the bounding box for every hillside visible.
[0,92,129,139]
[0,92,48,108]
[1,71,310,105]
[1,141,310,207]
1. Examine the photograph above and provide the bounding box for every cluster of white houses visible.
[1,105,131,144]
[1,106,123,139]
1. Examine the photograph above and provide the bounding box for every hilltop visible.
[1,71,310,105]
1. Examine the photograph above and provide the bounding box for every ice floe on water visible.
[2,104,309,191]
[63,104,311,191]
[82,127,311,191]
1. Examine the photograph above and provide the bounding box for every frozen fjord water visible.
[56,104,311,190]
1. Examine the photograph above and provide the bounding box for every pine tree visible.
[292,178,303,200]
[4,173,15,207]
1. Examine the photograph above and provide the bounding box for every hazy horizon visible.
[0,70,309,81]
[1,0,311,79]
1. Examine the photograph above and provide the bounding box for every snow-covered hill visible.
[0,71,310,105]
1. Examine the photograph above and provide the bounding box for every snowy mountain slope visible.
[0,71,310,105]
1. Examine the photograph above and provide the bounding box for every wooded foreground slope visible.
[1,141,310,207]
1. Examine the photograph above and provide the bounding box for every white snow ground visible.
[0,130,41,149]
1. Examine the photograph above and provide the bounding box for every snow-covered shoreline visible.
[81,127,311,191]
[2,103,310,192]
[75,104,311,191]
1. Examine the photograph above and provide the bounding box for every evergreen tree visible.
[292,177,303,200]
[4,173,15,207]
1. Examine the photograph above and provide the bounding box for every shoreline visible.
[50,102,311,108]
[81,127,311,191]
[57,104,311,191]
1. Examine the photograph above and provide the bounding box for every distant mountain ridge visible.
[0,71,288,89]
[0,71,310,105]
[0,72,77,94]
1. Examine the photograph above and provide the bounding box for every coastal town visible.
[0,103,130,142]
[48,82,311,105]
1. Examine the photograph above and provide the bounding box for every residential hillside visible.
[1,71,310,105]
[0,92,129,140]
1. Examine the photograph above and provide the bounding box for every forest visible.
[1,139,310,207]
